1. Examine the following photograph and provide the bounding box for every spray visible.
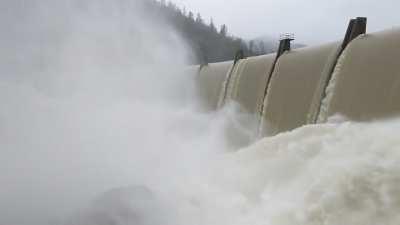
[1,1,400,225]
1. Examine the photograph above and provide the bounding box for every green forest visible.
[144,0,277,64]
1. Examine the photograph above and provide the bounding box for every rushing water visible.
[1,1,400,225]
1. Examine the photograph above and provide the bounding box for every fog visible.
[0,1,247,224]
[1,1,400,225]
[174,0,400,44]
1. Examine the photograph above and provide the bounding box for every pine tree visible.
[249,40,255,53]
[209,18,217,32]
[182,7,186,16]
[258,41,266,54]
[195,13,203,24]
[144,0,262,63]
[188,11,194,21]
[219,24,227,36]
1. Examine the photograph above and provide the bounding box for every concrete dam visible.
[193,17,400,137]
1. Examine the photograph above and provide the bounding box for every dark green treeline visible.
[144,0,274,64]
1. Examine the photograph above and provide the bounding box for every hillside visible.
[144,0,276,64]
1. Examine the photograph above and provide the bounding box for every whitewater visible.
[1,1,400,225]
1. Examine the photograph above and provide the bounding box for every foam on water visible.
[199,119,400,225]
[59,118,400,225]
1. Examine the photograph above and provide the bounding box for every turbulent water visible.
[1,1,400,225]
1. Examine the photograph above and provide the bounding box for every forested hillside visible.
[144,0,276,64]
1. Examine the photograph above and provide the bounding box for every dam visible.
[194,17,400,137]
[4,1,400,224]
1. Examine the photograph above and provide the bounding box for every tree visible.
[188,11,194,21]
[195,13,203,24]
[219,24,227,36]
[167,1,175,9]
[182,7,186,16]
[209,18,217,33]
[258,41,266,54]
[143,0,266,63]
[249,40,255,53]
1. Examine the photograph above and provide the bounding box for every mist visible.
[0,1,246,224]
[2,1,400,225]
[174,0,400,44]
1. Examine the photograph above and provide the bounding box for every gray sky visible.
[173,0,400,44]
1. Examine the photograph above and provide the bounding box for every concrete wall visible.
[318,28,400,122]
[196,61,233,110]
[193,27,400,137]
[220,54,275,114]
[260,42,340,136]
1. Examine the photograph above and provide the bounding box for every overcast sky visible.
[173,0,400,45]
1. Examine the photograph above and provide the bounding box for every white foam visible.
[173,119,400,225]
